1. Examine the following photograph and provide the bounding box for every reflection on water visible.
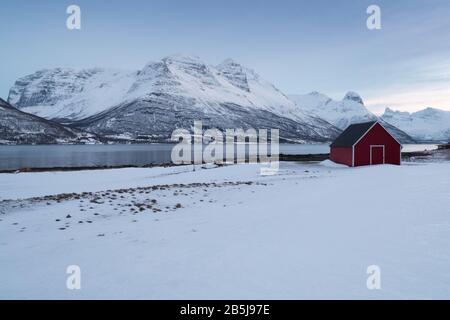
[0,143,437,171]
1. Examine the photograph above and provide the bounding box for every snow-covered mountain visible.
[289,91,415,143]
[8,55,340,143]
[290,91,372,129]
[8,68,137,121]
[8,55,422,144]
[381,107,450,142]
[0,98,98,145]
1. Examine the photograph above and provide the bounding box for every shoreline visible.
[0,150,443,174]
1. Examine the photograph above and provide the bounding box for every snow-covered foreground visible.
[1,162,450,299]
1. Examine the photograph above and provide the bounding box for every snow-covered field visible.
[1,162,450,299]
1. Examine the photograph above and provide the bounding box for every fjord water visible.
[0,143,438,171]
[0,144,327,170]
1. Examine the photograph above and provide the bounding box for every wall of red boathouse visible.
[353,122,401,166]
[330,147,353,166]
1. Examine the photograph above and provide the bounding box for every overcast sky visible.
[1,0,450,114]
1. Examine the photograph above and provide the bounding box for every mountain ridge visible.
[8,55,341,143]
[5,54,424,144]
[0,98,98,145]
[381,107,450,142]
[289,91,415,143]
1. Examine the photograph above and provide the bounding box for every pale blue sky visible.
[1,0,450,113]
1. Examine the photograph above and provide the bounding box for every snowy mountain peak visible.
[290,92,374,130]
[289,92,414,143]
[419,107,441,116]
[381,107,450,142]
[217,58,251,92]
[162,54,221,88]
[383,107,409,117]
[384,107,395,114]
[162,53,203,64]
[8,67,103,108]
[219,58,240,66]
[306,91,331,101]
[343,91,364,105]
[162,54,210,74]
[8,67,138,120]
[217,58,245,73]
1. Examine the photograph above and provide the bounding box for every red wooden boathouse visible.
[330,121,402,167]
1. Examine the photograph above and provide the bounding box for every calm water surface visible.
[0,143,437,171]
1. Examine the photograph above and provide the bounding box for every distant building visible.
[330,121,402,167]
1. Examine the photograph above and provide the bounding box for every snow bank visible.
[1,162,450,299]
[319,159,349,168]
